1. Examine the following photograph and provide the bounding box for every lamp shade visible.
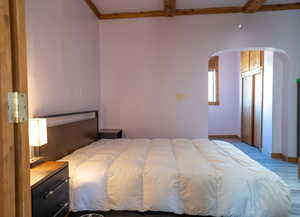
[29,118,48,147]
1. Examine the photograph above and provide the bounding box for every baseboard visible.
[271,153,283,159]
[208,135,240,140]
[287,157,298,163]
[271,153,298,163]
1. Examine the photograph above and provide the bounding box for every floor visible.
[69,139,300,217]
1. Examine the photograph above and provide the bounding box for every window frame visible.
[208,56,220,106]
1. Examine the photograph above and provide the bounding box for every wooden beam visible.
[101,7,242,20]
[176,7,243,16]
[84,0,102,19]
[164,0,176,17]
[258,2,300,12]
[243,0,267,13]
[101,11,165,20]
[100,3,300,20]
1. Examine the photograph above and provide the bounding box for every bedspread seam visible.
[141,140,153,211]
[191,141,221,217]
[212,140,257,216]
[105,139,132,210]
[170,140,186,214]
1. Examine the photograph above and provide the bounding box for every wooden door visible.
[241,50,264,147]
[240,51,250,73]
[250,50,262,71]
[253,73,263,148]
[0,1,16,216]
[242,76,254,144]
[0,0,31,217]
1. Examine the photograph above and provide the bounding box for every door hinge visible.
[8,92,28,123]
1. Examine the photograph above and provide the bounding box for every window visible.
[208,70,217,103]
[208,56,219,105]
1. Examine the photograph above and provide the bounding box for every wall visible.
[273,52,284,154]
[208,52,240,136]
[273,52,290,156]
[25,0,100,117]
[99,11,300,157]
[281,53,290,157]
[262,50,274,155]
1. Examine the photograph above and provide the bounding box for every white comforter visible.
[60,139,290,217]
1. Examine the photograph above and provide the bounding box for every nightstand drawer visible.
[32,166,69,217]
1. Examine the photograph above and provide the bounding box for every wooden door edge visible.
[9,0,31,216]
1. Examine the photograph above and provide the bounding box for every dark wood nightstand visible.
[99,129,122,139]
[31,161,70,217]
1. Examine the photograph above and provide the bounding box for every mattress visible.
[60,138,290,217]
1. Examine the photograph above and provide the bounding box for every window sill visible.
[208,102,220,106]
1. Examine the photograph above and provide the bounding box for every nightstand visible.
[99,129,122,139]
[31,161,69,217]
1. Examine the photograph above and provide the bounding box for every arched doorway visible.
[207,47,290,157]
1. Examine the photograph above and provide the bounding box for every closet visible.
[241,50,264,148]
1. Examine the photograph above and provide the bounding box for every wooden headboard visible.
[36,111,99,161]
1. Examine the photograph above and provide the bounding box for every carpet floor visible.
[69,139,300,217]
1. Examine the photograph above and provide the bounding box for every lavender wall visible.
[25,0,100,117]
[99,11,300,156]
[273,52,290,156]
[208,52,240,136]
[262,51,274,155]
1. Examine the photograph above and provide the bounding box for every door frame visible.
[0,0,31,217]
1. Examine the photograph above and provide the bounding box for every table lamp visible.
[29,118,47,168]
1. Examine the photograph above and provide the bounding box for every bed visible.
[38,111,291,217]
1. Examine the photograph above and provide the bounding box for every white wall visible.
[261,50,290,156]
[273,52,290,156]
[208,52,240,136]
[262,51,274,155]
[99,11,300,157]
[26,0,100,117]
[273,52,284,154]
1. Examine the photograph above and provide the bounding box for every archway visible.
[207,47,290,158]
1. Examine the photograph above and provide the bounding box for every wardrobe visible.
[241,50,264,148]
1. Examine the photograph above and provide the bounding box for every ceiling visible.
[92,0,300,14]
[93,0,162,13]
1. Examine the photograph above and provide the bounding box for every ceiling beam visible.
[101,7,243,20]
[101,11,165,20]
[176,7,242,16]
[259,2,300,12]
[84,0,102,19]
[164,0,176,17]
[100,3,300,20]
[243,0,267,13]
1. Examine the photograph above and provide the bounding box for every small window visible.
[208,56,220,105]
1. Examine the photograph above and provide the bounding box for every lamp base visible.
[30,157,45,168]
